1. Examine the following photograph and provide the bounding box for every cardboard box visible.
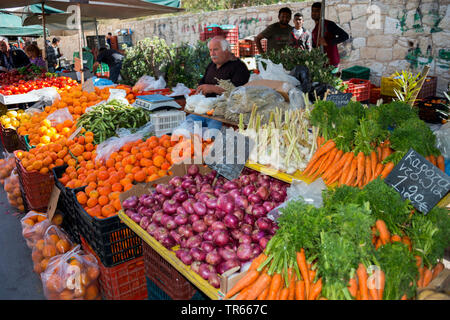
[244,79,290,101]
[119,163,247,297]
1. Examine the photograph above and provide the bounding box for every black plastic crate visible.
[146,277,208,300]
[70,186,143,267]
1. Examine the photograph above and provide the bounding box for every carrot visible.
[225,269,260,299]
[347,277,358,298]
[257,286,269,300]
[375,238,383,249]
[373,163,384,179]
[432,262,444,280]
[324,151,351,180]
[380,162,395,179]
[297,249,311,299]
[401,294,407,300]
[367,269,379,300]
[378,269,385,300]
[266,273,282,300]
[309,269,317,283]
[376,219,391,245]
[355,151,365,185]
[342,157,357,186]
[309,151,332,178]
[391,234,402,243]
[402,236,412,251]
[356,263,369,300]
[417,267,424,288]
[278,287,289,300]
[303,153,326,176]
[312,147,338,179]
[381,147,392,161]
[377,146,382,162]
[365,155,372,185]
[295,280,305,300]
[235,287,250,300]
[322,149,344,179]
[288,271,296,300]
[249,253,267,271]
[305,140,337,173]
[371,150,378,177]
[422,267,433,288]
[437,155,445,172]
[245,272,272,300]
[429,154,437,166]
[308,278,323,300]
[415,255,423,269]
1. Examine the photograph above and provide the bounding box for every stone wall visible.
[55,0,450,94]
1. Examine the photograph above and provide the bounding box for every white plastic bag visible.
[288,88,306,110]
[132,75,166,92]
[169,83,191,98]
[95,121,155,162]
[257,58,301,87]
[46,107,73,126]
[227,86,286,114]
[185,94,217,114]
[107,88,129,105]
[435,122,450,159]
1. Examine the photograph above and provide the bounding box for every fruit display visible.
[41,245,101,300]
[4,170,25,212]
[0,110,31,130]
[0,75,78,96]
[32,225,75,274]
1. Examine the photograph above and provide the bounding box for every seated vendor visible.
[190,37,250,130]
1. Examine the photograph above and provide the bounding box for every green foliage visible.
[392,70,424,105]
[121,37,210,89]
[261,47,340,88]
[182,0,298,12]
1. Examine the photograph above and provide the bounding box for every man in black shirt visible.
[92,47,124,83]
[0,39,30,72]
[196,36,250,97]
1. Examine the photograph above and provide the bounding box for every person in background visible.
[24,44,46,69]
[106,32,112,48]
[255,7,293,54]
[289,12,312,51]
[46,37,62,72]
[311,1,349,67]
[0,39,30,72]
[92,47,124,83]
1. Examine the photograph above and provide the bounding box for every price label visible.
[326,93,353,108]
[46,185,61,222]
[384,149,450,214]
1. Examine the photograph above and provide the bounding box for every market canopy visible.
[0,11,47,36]
[0,0,184,20]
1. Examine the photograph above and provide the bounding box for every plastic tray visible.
[71,186,143,267]
[81,236,147,300]
[0,92,39,105]
[344,78,371,101]
[149,109,186,137]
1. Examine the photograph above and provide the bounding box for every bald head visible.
[208,36,232,68]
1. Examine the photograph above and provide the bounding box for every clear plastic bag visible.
[168,83,191,98]
[29,87,61,110]
[0,152,15,184]
[185,94,217,114]
[106,88,129,105]
[257,58,301,87]
[25,107,43,117]
[132,75,166,92]
[4,170,24,212]
[21,211,51,249]
[267,178,326,221]
[95,121,155,162]
[227,86,286,114]
[46,107,74,126]
[288,87,306,110]
[435,122,450,159]
[31,224,75,274]
[41,245,101,300]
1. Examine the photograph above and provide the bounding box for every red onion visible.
[248,173,258,183]
[154,227,168,241]
[203,214,217,226]
[188,186,198,195]
[188,214,200,224]
[157,184,175,197]
[202,230,214,241]
[190,247,206,262]
[179,251,193,265]
[154,193,167,205]
[217,194,235,214]
[218,247,237,261]
[239,234,252,245]
[256,186,269,201]
[227,189,241,200]
[186,235,202,248]
[262,201,276,212]
[214,187,226,197]
[234,196,249,210]
[122,196,138,210]
[232,209,244,221]
[177,225,190,239]
[199,263,214,280]
[243,214,255,226]
[252,204,267,218]
[125,209,137,218]
[173,191,188,203]
[191,261,202,274]
[259,237,269,249]
[200,184,214,194]
[182,199,195,215]
[130,213,142,224]
[236,243,253,261]
[270,190,285,202]
[161,235,176,249]
[223,181,239,191]
[170,230,183,244]
[160,214,171,226]
[215,210,226,219]
[181,179,194,190]
[165,218,178,230]
[216,259,240,275]
[193,202,207,216]
[230,229,244,241]
[187,164,199,176]
[169,176,183,188]
[240,224,253,235]
[142,196,155,208]
[139,207,154,217]
[146,222,159,236]
[201,241,214,253]
[270,224,279,235]
[211,221,227,231]
[248,193,262,204]
[213,230,230,247]
[206,197,218,210]
[256,217,272,231]
[223,214,239,229]
[139,216,150,230]
[174,213,188,226]
[239,174,251,186]
[175,186,184,193]
[208,273,221,288]
[205,249,222,266]
[252,229,266,242]
[192,220,208,233]
[242,185,256,197]
[251,243,263,258]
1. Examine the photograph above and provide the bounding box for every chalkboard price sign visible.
[326,93,353,108]
[384,149,450,214]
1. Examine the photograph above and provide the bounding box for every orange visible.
[86,197,98,208]
[111,183,123,192]
[101,204,115,217]
[42,244,57,258]
[56,239,71,254]
[133,170,147,183]
[153,155,165,168]
[98,195,109,206]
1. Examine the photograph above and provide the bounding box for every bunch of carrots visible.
[303,137,445,188]
[224,250,324,300]
[415,256,445,290]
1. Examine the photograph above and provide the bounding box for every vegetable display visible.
[76,99,150,144]
[226,178,449,300]
[0,73,77,96]
[123,165,288,288]
[303,100,445,187]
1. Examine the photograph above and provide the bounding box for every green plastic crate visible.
[342,65,370,81]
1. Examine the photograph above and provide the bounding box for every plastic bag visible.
[21,211,51,249]
[132,75,166,92]
[288,88,306,110]
[227,86,286,114]
[172,116,209,138]
[46,107,74,126]
[32,225,75,274]
[25,107,43,117]
[185,94,217,114]
[267,178,326,221]
[106,88,129,105]
[168,83,191,98]
[41,245,101,300]
[4,170,24,212]
[290,65,312,94]
[95,121,155,162]
[0,152,15,184]
[29,87,61,110]
[257,58,301,87]
[435,122,450,159]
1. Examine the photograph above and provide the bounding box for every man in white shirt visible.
[289,13,312,51]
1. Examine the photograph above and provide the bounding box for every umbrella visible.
[0,11,46,36]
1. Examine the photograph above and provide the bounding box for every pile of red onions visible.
[123,164,287,288]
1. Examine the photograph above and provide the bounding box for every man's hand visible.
[196,84,224,95]
[318,37,328,47]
